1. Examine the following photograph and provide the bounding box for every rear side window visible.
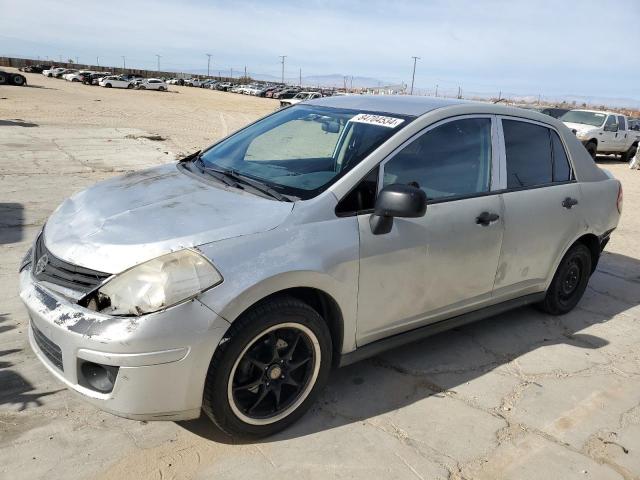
[503,120,552,188]
[551,131,571,182]
[617,116,626,131]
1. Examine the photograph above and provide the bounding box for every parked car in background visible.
[98,75,134,89]
[561,109,639,161]
[272,88,301,99]
[0,70,27,86]
[216,82,232,91]
[537,107,570,118]
[136,78,168,91]
[42,67,66,78]
[19,64,51,73]
[628,118,640,131]
[84,72,111,85]
[280,91,322,107]
[184,78,202,87]
[63,70,93,82]
[20,96,621,439]
[55,69,78,78]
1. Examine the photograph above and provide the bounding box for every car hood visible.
[43,163,294,274]
[563,122,598,134]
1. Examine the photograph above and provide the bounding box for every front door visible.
[356,116,504,345]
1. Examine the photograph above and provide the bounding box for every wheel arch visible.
[574,233,601,274]
[221,286,345,367]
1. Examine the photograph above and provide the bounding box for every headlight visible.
[84,250,222,316]
[19,246,33,272]
[576,130,590,139]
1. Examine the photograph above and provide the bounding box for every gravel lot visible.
[1,69,639,480]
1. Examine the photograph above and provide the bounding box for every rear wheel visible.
[0,72,7,84]
[621,145,637,163]
[12,74,25,86]
[202,296,332,439]
[585,141,597,160]
[105,83,112,88]
[538,243,592,315]
[158,86,165,91]
[139,85,146,90]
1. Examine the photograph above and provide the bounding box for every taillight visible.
[617,182,623,214]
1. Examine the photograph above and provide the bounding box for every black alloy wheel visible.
[202,296,332,438]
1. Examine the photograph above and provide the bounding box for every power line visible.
[410,56,420,95]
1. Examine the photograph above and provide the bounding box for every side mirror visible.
[369,184,427,235]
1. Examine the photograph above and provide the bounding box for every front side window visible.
[382,117,492,200]
[199,105,412,199]
[503,120,553,188]
[604,115,617,129]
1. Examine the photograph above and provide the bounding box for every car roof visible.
[568,109,620,116]
[305,95,472,116]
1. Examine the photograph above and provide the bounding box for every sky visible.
[1,0,639,102]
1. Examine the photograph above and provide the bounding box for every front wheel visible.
[12,74,25,86]
[538,243,592,315]
[105,83,112,88]
[202,296,332,439]
[139,85,146,90]
[585,141,597,160]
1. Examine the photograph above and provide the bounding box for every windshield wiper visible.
[211,167,293,202]
[194,157,292,202]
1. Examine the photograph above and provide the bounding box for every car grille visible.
[33,235,110,294]
[31,321,64,371]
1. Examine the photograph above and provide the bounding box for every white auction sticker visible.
[350,113,405,128]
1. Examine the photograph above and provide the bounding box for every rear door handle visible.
[476,211,500,226]
[562,197,578,209]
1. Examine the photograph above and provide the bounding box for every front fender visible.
[196,217,360,353]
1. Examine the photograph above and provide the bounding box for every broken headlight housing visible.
[82,250,222,316]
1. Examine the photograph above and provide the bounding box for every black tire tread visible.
[537,243,592,315]
[202,295,332,438]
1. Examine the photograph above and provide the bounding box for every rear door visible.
[616,115,629,152]
[493,118,582,300]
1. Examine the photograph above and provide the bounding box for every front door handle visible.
[476,211,500,226]
[562,197,578,209]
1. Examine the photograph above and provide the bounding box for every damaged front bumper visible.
[19,268,230,421]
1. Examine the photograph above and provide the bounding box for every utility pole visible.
[350,76,353,90]
[156,54,161,71]
[457,86,462,99]
[206,53,212,77]
[299,68,302,87]
[343,76,347,91]
[230,67,233,80]
[410,56,420,95]
[121,56,126,69]
[279,55,286,84]
[435,84,439,97]
[75,56,79,64]
[244,65,247,83]
[96,56,99,67]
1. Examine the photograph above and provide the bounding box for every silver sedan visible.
[19,96,621,438]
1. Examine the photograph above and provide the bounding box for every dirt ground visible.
[1,69,640,480]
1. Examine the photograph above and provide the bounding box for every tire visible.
[12,74,25,86]
[105,83,112,88]
[202,296,332,439]
[585,141,597,160]
[621,145,637,163]
[71,78,79,82]
[537,243,592,315]
[0,72,6,85]
[158,86,165,91]
[139,85,146,90]
[127,84,133,89]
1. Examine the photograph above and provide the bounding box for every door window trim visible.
[377,114,500,205]
[495,115,576,193]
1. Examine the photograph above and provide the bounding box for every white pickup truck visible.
[561,109,639,161]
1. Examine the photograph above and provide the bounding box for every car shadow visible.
[0,120,39,127]
[182,250,638,444]
[0,204,24,244]
[0,314,63,410]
